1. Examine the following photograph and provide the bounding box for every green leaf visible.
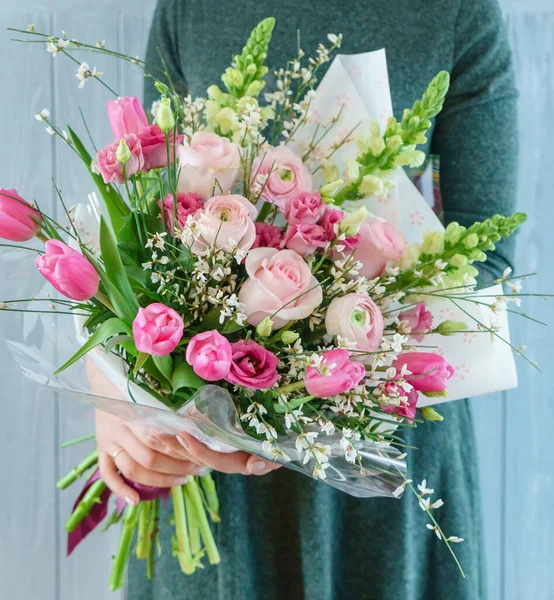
[222,319,243,334]
[153,354,173,383]
[97,271,136,324]
[172,358,205,393]
[273,395,314,414]
[55,318,131,374]
[133,352,150,375]
[67,126,130,237]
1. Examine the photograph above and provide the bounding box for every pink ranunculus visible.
[159,192,204,235]
[305,349,365,398]
[283,223,329,256]
[0,189,42,242]
[132,303,184,357]
[393,352,455,393]
[36,240,99,301]
[238,248,323,329]
[185,330,233,381]
[345,216,406,279]
[285,191,324,225]
[376,381,419,422]
[190,194,257,255]
[225,340,279,390]
[107,96,149,140]
[251,146,312,212]
[138,125,183,171]
[96,133,144,185]
[325,293,384,353]
[252,222,283,249]
[398,303,433,343]
[177,132,240,199]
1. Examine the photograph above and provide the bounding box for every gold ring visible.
[111,447,126,461]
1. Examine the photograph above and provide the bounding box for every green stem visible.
[109,504,140,592]
[200,472,220,521]
[60,434,96,448]
[171,485,195,575]
[146,498,160,580]
[65,478,106,532]
[56,448,98,490]
[184,485,202,556]
[94,291,116,313]
[256,201,272,223]
[274,380,306,395]
[136,500,152,559]
[186,478,220,565]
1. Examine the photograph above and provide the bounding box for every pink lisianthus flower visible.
[238,248,322,329]
[398,303,433,343]
[285,191,324,225]
[132,303,184,357]
[251,146,312,212]
[0,188,42,242]
[325,293,384,353]
[375,381,419,423]
[252,222,283,249]
[393,352,455,393]
[158,192,204,235]
[225,340,279,389]
[185,330,233,381]
[305,349,365,398]
[138,125,183,171]
[283,222,329,256]
[107,96,149,139]
[320,207,359,249]
[36,240,99,301]
[96,133,144,185]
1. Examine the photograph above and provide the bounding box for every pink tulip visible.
[305,349,365,398]
[107,96,149,140]
[186,330,233,381]
[132,303,184,356]
[393,352,455,393]
[398,303,433,343]
[376,381,419,423]
[225,340,279,389]
[0,189,42,242]
[36,240,99,301]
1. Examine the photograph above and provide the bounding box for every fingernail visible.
[125,495,137,506]
[175,476,191,485]
[249,461,266,474]
[176,436,189,449]
[193,466,207,476]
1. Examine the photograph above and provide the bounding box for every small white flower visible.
[426,524,442,540]
[96,40,106,49]
[392,479,412,498]
[45,126,56,136]
[35,108,50,122]
[447,536,464,543]
[429,498,444,510]
[417,479,434,496]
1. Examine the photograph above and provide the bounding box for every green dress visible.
[130,1,518,598]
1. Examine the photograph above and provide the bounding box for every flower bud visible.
[359,174,384,197]
[154,81,170,95]
[437,320,468,336]
[256,316,274,338]
[207,85,223,101]
[216,107,236,134]
[339,206,371,237]
[156,97,175,133]
[320,178,344,199]
[115,139,131,165]
[246,80,264,97]
[421,230,444,255]
[386,135,403,152]
[421,406,444,422]
[463,233,479,249]
[281,330,299,344]
[449,253,468,267]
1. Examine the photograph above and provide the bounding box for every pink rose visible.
[283,223,329,256]
[238,248,322,329]
[251,146,312,212]
[36,240,99,301]
[138,125,183,171]
[96,133,144,185]
[107,96,149,140]
[398,303,433,343]
[0,189,41,242]
[252,222,283,249]
[178,132,240,199]
[159,192,204,235]
[305,349,365,398]
[325,293,384,353]
[345,217,406,279]
[225,340,279,389]
[393,352,455,393]
[186,330,233,381]
[190,194,257,255]
[285,192,324,225]
[376,381,419,423]
[132,303,184,357]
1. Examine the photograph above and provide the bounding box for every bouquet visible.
[1,18,541,591]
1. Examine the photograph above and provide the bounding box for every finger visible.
[148,433,203,464]
[245,454,282,476]
[112,447,197,488]
[98,451,139,505]
[178,433,251,475]
[127,422,194,461]
[121,429,206,477]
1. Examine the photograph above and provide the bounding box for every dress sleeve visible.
[431,0,519,280]
[143,0,188,110]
